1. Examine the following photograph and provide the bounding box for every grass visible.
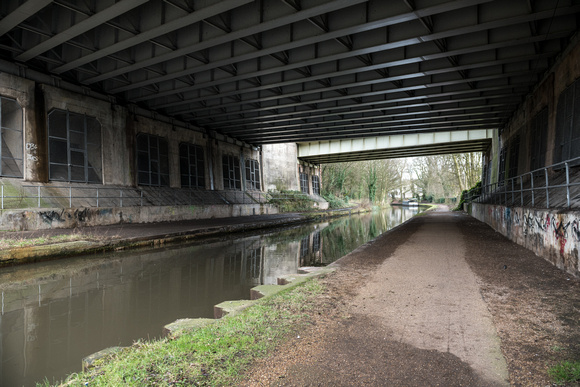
[46,277,324,386]
[548,360,580,385]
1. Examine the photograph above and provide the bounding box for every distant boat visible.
[402,198,418,207]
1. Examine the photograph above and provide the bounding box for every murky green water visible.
[0,207,418,386]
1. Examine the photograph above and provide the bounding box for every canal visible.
[0,207,419,386]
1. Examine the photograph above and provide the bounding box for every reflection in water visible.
[0,207,417,386]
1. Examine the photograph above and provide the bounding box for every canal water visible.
[0,207,418,386]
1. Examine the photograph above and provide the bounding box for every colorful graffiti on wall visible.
[482,204,580,275]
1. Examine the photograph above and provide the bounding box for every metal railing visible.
[465,156,580,209]
[0,182,315,210]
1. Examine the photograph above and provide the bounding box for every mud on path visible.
[241,209,580,386]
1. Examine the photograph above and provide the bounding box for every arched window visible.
[0,96,23,178]
[48,109,101,183]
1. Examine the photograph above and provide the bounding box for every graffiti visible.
[522,214,535,236]
[534,214,550,233]
[513,210,521,226]
[26,142,39,163]
[39,210,64,225]
[504,207,511,223]
[573,220,580,242]
[74,208,92,223]
[551,218,570,256]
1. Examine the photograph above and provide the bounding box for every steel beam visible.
[51,0,254,74]
[296,129,495,163]
[15,0,150,62]
[0,0,52,37]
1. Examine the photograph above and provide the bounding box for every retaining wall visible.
[471,203,580,277]
[0,203,278,231]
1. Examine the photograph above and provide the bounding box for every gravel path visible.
[242,208,580,386]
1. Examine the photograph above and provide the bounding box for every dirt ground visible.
[241,208,580,386]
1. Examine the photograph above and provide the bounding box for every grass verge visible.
[548,360,580,385]
[45,277,324,387]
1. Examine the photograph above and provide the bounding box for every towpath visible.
[243,208,580,386]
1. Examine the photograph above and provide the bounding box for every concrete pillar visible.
[29,84,48,182]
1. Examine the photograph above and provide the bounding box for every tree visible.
[412,152,482,202]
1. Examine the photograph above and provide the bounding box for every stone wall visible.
[472,203,580,277]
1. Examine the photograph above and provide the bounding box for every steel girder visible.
[0,0,579,148]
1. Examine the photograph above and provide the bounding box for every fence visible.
[0,183,313,210]
[465,156,580,209]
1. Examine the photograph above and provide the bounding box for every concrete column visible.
[124,114,137,187]
[28,84,48,182]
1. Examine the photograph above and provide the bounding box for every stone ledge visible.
[214,299,256,319]
[163,318,215,339]
[0,240,101,264]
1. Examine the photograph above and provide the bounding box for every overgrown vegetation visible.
[453,181,482,211]
[46,278,324,387]
[322,193,348,209]
[548,360,580,385]
[267,190,315,212]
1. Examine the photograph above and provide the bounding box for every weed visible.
[548,360,580,385]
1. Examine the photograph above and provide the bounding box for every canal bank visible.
[1,206,424,386]
[38,207,580,386]
[0,207,366,265]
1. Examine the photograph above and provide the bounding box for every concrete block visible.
[213,299,255,319]
[163,318,215,338]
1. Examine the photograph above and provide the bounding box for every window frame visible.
[299,172,309,194]
[48,109,102,183]
[136,133,170,187]
[245,159,261,191]
[311,174,320,195]
[0,96,23,178]
[555,80,580,164]
[179,142,205,189]
[222,154,241,190]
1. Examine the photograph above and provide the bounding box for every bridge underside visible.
[1,0,579,147]
[297,129,493,163]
